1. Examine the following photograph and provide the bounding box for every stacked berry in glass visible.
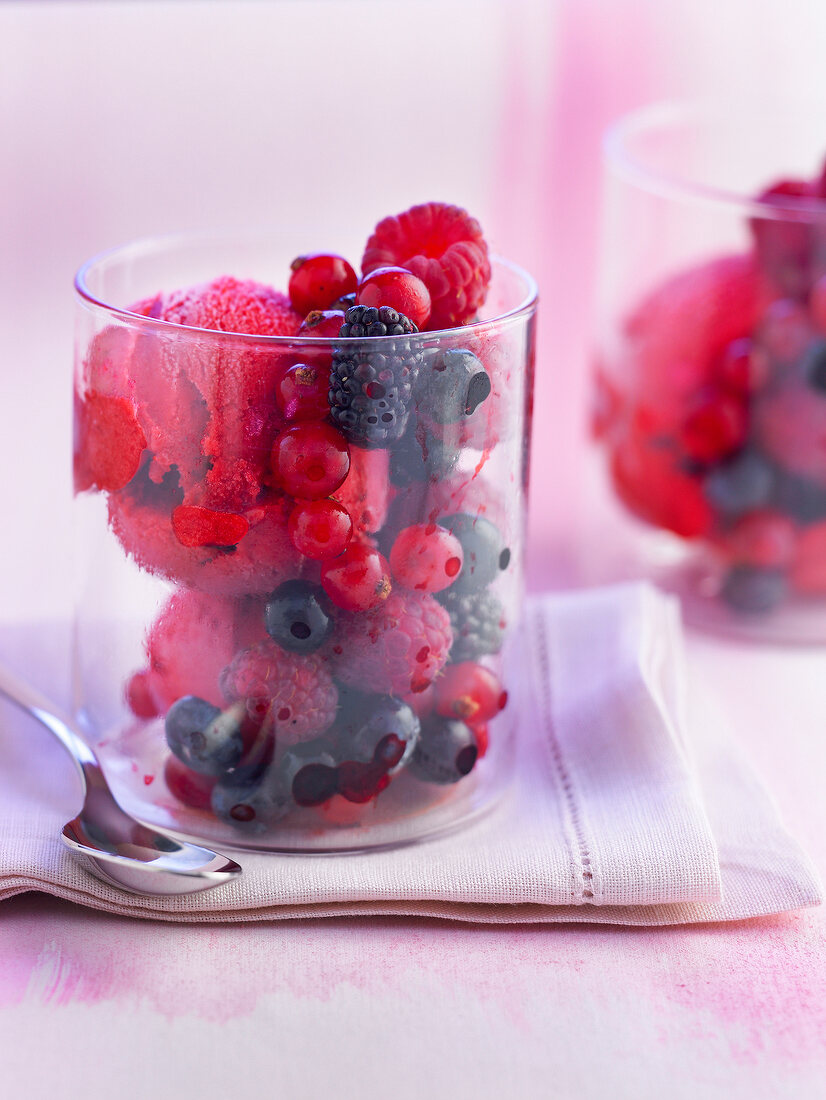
[595,165,826,616]
[74,202,522,838]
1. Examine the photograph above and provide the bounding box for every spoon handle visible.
[0,662,96,790]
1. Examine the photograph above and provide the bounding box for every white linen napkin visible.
[0,584,819,924]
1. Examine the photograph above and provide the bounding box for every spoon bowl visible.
[0,663,243,896]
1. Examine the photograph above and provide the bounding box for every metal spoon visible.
[0,664,242,896]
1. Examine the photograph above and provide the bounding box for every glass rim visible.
[603,100,826,221]
[74,231,538,344]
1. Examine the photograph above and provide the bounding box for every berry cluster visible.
[76,202,515,835]
[596,165,826,614]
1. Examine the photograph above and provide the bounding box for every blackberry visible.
[389,422,460,486]
[329,304,422,448]
[438,589,505,662]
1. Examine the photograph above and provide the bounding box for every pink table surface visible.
[1,633,824,1099]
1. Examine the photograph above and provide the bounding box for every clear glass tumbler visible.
[73,232,537,851]
[592,102,826,642]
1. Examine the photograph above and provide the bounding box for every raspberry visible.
[750,179,815,300]
[220,641,338,746]
[755,382,826,487]
[74,390,147,493]
[288,254,357,316]
[389,523,464,593]
[330,590,452,696]
[356,266,432,330]
[288,498,353,560]
[276,363,331,421]
[171,504,250,548]
[362,202,491,329]
[438,589,505,662]
[678,390,748,464]
[271,421,351,499]
[333,445,390,533]
[330,305,422,448]
[433,662,507,723]
[162,275,301,336]
[609,436,714,539]
[320,543,392,611]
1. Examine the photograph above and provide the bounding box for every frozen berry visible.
[703,451,776,518]
[390,523,464,593]
[678,391,747,464]
[439,513,507,595]
[757,299,813,365]
[409,716,478,784]
[164,756,217,812]
[321,543,392,611]
[289,253,357,315]
[791,521,826,592]
[330,304,423,448]
[171,505,250,548]
[356,266,432,330]
[334,445,391,533]
[720,565,787,614]
[336,695,420,775]
[810,274,826,332]
[277,741,338,807]
[288,498,353,560]
[389,425,460,486]
[125,669,160,719]
[362,202,491,329]
[610,436,714,539]
[416,348,491,424]
[438,589,505,662]
[330,590,452,696]
[434,662,507,723]
[337,761,391,803]
[714,337,769,396]
[772,468,826,523]
[264,580,333,654]
[717,510,797,569]
[802,339,826,392]
[272,421,350,499]
[298,309,347,340]
[220,642,338,745]
[164,695,241,777]
[276,363,331,421]
[472,723,489,759]
[211,774,289,833]
[755,382,826,486]
[74,390,147,493]
[750,180,814,300]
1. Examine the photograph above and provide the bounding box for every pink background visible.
[2,1,826,1096]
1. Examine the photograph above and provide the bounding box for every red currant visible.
[125,670,160,719]
[276,363,330,421]
[271,422,350,500]
[164,756,216,812]
[472,723,490,759]
[356,266,431,329]
[434,663,507,723]
[718,510,797,569]
[171,505,250,547]
[678,391,747,464]
[390,523,464,593]
[321,543,392,611]
[289,254,357,315]
[288,498,353,560]
[297,309,346,369]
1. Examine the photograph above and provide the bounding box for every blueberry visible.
[440,513,508,595]
[276,740,338,808]
[165,696,243,777]
[389,424,460,486]
[409,717,478,784]
[703,451,776,517]
[336,695,420,775]
[211,774,290,835]
[720,565,787,614]
[264,580,333,654]
[416,348,491,425]
[771,469,826,523]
